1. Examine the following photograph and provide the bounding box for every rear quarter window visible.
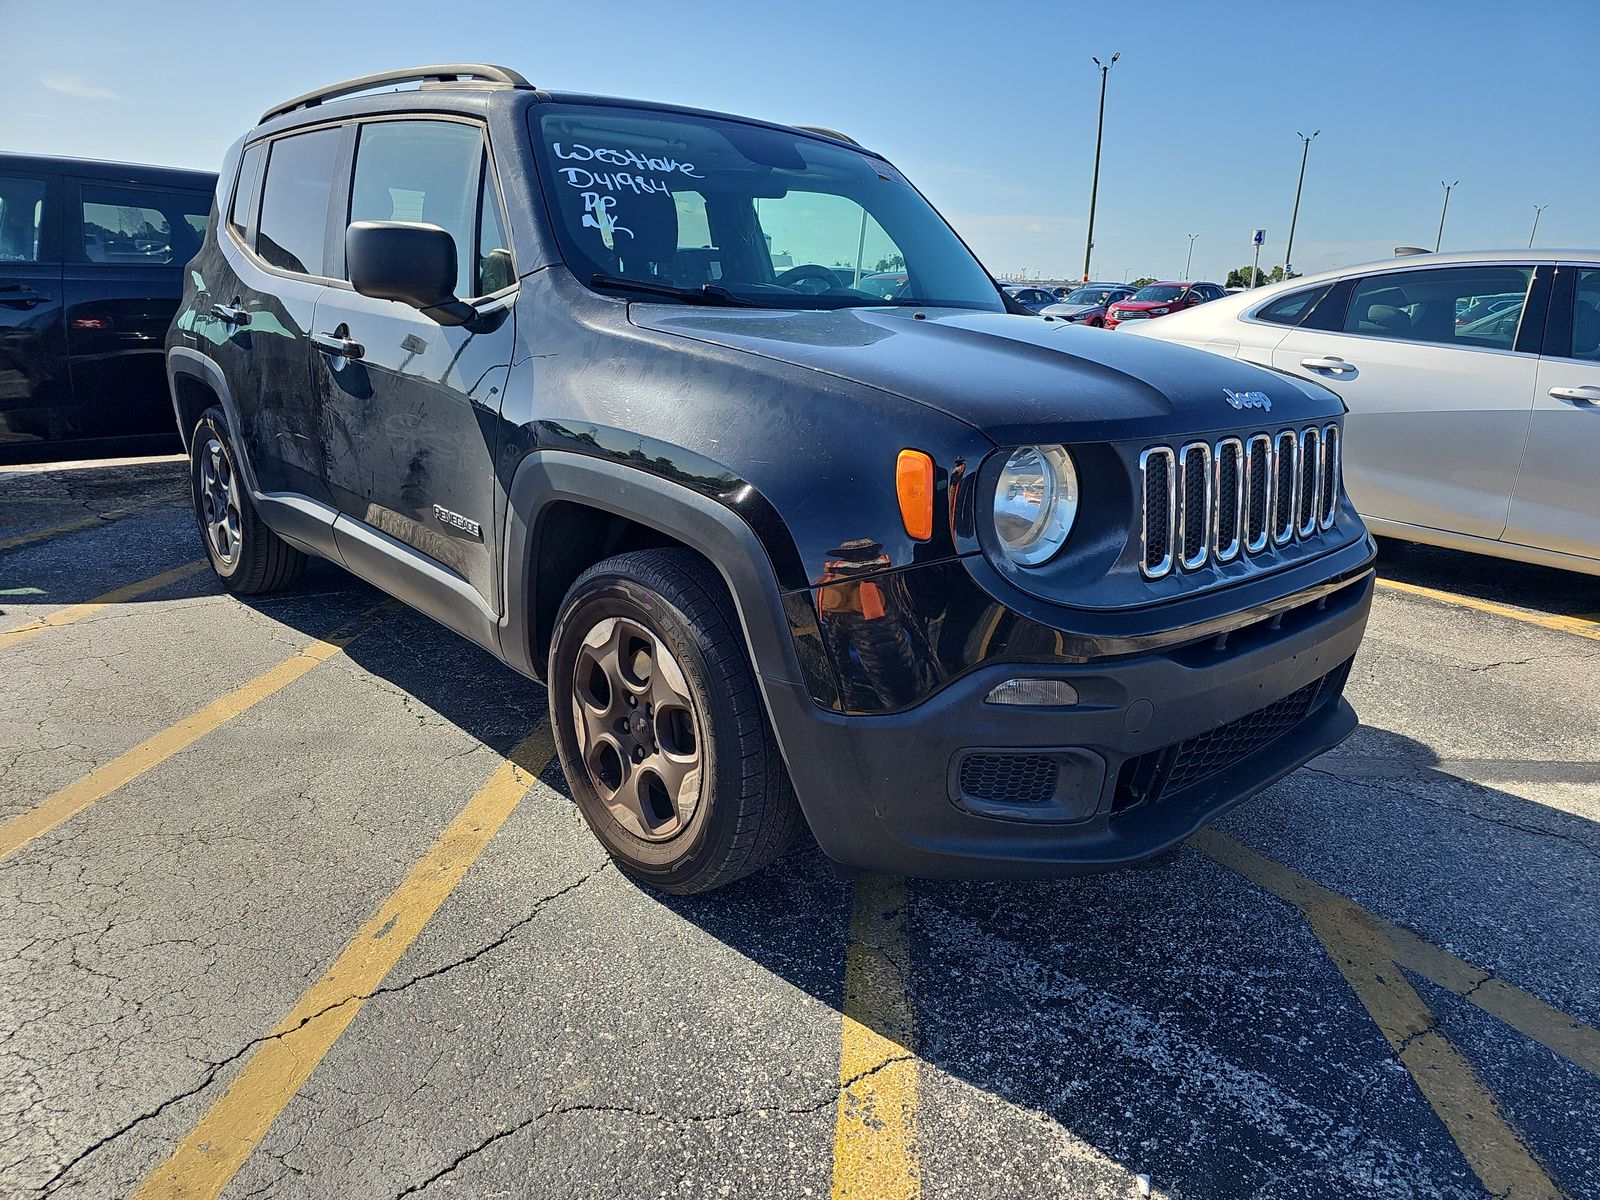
[1255,284,1333,326]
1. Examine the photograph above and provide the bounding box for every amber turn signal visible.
[897,449,934,541]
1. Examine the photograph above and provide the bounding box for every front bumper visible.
[762,570,1373,877]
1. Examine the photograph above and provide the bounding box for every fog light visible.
[984,678,1079,707]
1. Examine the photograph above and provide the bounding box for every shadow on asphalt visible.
[1374,536,1600,617]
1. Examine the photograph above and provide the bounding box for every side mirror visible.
[346,221,473,326]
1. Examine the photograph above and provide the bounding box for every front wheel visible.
[548,549,802,894]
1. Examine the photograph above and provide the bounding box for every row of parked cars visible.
[1005,280,1229,328]
[2,66,1594,899]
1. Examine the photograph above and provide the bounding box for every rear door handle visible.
[311,331,364,360]
[1301,355,1355,374]
[0,284,50,306]
[211,303,249,327]
[1549,385,1600,405]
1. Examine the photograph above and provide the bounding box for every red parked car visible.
[1104,281,1226,329]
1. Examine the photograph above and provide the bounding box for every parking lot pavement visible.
[2,460,1597,1200]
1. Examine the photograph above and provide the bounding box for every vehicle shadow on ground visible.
[236,566,1597,1197]
[1375,536,1600,617]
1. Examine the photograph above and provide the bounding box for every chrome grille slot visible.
[1272,430,1298,545]
[1139,422,1341,582]
[1214,438,1243,563]
[1139,447,1176,579]
[1244,433,1272,553]
[1178,442,1212,571]
[1319,424,1340,529]
[1297,427,1321,537]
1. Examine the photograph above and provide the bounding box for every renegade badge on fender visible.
[167,65,1375,893]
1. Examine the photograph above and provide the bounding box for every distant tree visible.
[1225,264,1300,289]
[1130,276,1157,288]
[871,254,906,273]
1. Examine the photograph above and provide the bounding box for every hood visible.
[1110,299,1176,313]
[1042,302,1098,318]
[630,304,1338,444]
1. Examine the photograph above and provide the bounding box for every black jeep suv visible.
[166,65,1375,894]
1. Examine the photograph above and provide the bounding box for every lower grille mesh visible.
[959,754,1059,805]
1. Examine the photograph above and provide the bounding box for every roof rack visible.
[260,64,532,124]
[793,125,862,147]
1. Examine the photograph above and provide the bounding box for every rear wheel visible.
[549,549,802,894]
[189,407,306,594]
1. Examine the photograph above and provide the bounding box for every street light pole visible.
[1082,52,1119,283]
[1184,233,1198,281]
[1435,180,1459,252]
[1283,129,1319,278]
[1529,203,1549,248]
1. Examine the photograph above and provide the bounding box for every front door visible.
[1504,263,1600,562]
[309,118,517,614]
[0,170,67,461]
[1272,262,1539,540]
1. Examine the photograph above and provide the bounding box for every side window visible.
[0,175,48,264]
[258,128,342,276]
[349,120,483,298]
[79,184,209,265]
[1256,284,1332,326]
[476,165,515,295]
[1571,269,1600,362]
[1343,266,1533,351]
[229,142,266,243]
[754,190,907,291]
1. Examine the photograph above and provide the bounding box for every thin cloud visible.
[40,74,122,101]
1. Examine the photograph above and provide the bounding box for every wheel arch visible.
[166,348,263,496]
[502,451,816,703]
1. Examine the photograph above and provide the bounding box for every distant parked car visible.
[1041,284,1136,327]
[0,153,216,463]
[1104,281,1225,329]
[1003,285,1057,313]
[855,271,909,300]
[1120,249,1600,576]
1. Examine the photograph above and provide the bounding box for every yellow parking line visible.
[131,723,555,1200]
[831,873,920,1200]
[1376,577,1600,643]
[0,560,208,651]
[0,508,137,553]
[0,605,390,863]
[1195,830,1574,1199]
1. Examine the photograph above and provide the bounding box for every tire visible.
[548,548,803,894]
[189,407,307,595]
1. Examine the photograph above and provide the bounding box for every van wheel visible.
[549,549,802,894]
[189,407,306,594]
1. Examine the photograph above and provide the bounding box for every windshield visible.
[1131,285,1187,303]
[1064,287,1115,305]
[531,105,1005,311]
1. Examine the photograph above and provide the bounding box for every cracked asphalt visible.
[2,457,1597,1199]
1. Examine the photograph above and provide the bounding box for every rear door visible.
[0,169,67,460]
[1272,263,1540,540]
[64,178,211,449]
[309,116,517,616]
[1503,263,1600,562]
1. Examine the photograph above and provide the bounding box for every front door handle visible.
[0,284,50,307]
[212,303,249,327]
[1301,355,1355,374]
[311,331,364,360]
[1549,385,1600,406]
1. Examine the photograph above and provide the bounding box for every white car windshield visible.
[532,105,1005,312]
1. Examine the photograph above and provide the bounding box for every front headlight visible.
[992,445,1079,566]
[1147,307,1169,316]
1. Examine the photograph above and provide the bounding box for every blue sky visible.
[4,0,1596,283]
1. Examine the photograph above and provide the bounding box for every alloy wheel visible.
[198,436,242,567]
[571,615,703,841]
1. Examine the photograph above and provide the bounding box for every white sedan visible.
[1122,249,1600,576]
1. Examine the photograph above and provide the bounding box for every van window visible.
[0,176,47,263]
[349,120,483,298]
[1343,266,1533,351]
[258,128,342,276]
[80,184,209,265]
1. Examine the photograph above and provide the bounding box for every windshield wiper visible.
[589,273,759,308]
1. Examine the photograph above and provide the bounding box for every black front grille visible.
[960,754,1058,805]
[1272,433,1297,542]
[1216,441,1241,557]
[1112,661,1349,813]
[1143,450,1172,573]
[1246,435,1271,550]
[1180,444,1209,567]
[1297,428,1321,534]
